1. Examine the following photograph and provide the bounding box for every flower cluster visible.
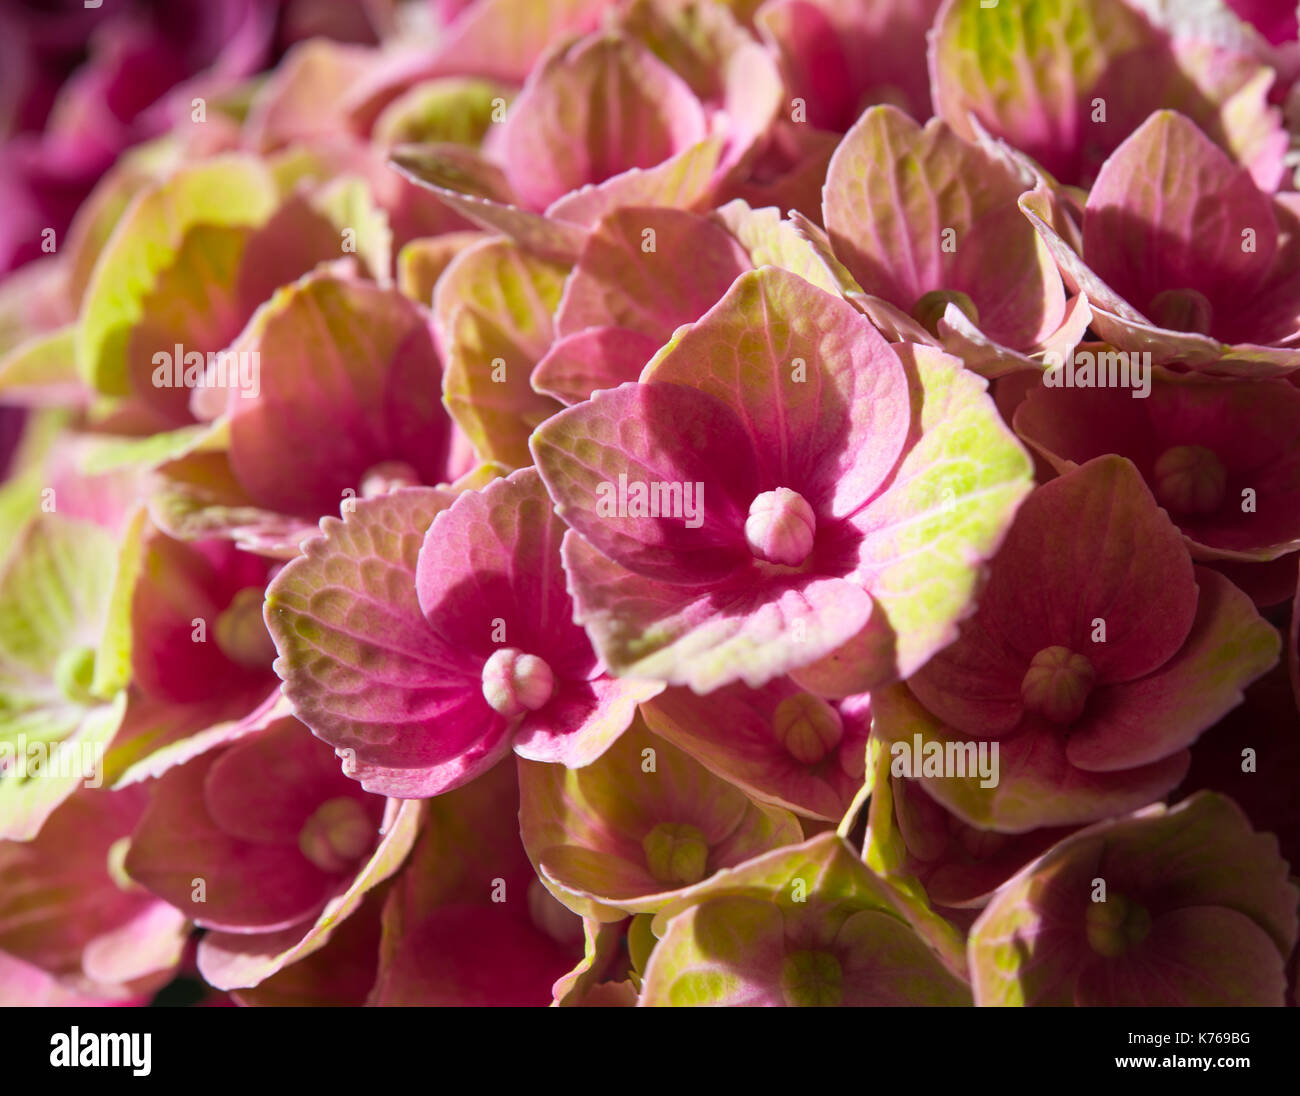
[0,0,1297,1008]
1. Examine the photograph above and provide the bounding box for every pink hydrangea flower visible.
[875,456,1278,832]
[532,265,1033,693]
[266,468,661,797]
[969,793,1298,1006]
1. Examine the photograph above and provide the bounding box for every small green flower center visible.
[1085,893,1152,958]
[106,837,140,893]
[912,289,980,337]
[781,949,843,1007]
[215,587,276,668]
[642,822,709,887]
[772,693,843,764]
[299,797,374,873]
[54,644,98,704]
[1147,288,1213,335]
[1152,444,1226,516]
[1021,646,1095,724]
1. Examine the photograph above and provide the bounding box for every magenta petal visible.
[758,0,940,128]
[125,752,340,932]
[415,468,659,767]
[194,798,422,991]
[903,617,1026,741]
[561,529,876,691]
[531,382,759,583]
[541,139,724,229]
[895,777,1077,909]
[1015,369,1300,558]
[960,457,1196,685]
[1074,906,1288,1006]
[499,34,707,212]
[422,0,611,84]
[265,485,512,799]
[415,467,594,679]
[226,891,386,1006]
[530,327,663,406]
[825,106,1065,350]
[639,679,870,820]
[513,674,662,768]
[228,274,451,519]
[129,532,275,706]
[1066,568,1278,771]
[644,267,913,518]
[203,717,381,845]
[964,719,1190,833]
[0,787,174,982]
[372,902,577,1005]
[757,1,860,132]
[970,793,1297,1005]
[554,207,749,343]
[1083,111,1277,337]
[368,761,582,1004]
[872,684,1191,833]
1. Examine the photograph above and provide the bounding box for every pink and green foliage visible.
[265,468,659,798]
[1,0,1297,1012]
[0,785,187,999]
[824,105,1066,353]
[968,793,1298,1005]
[639,832,971,1005]
[876,457,1279,832]
[1021,111,1300,371]
[518,718,803,920]
[532,266,1033,693]
[1015,365,1300,559]
[929,0,1286,191]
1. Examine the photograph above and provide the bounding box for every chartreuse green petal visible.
[849,343,1035,680]
[518,721,803,922]
[309,176,393,288]
[68,424,210,478]
[930,0,1150,172]
[0,411,67,570]
[373,79,514,148]
[710,200,838,295]
[861,737,908,877]
[0,327,82,406]
[0,512,145,838]
[396,233,482,307]
[434,239,567,467]
[640,833,970,1005]
[76,155,279,397]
